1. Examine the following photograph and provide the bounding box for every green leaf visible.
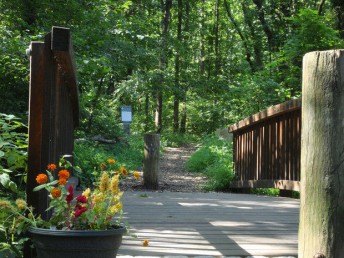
[0,173,17,192]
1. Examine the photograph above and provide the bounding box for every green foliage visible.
[0,198,45,258]
[186,134,234,191]
[74,135,143,188]
[0,114,28,197]
[161,132,199,148]
[273,8,344,96]
[251,188,280,197]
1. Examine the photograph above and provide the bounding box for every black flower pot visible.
[29,227,126,258]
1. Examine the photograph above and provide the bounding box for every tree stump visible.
[299,50,344,257]
[143,134,160,189]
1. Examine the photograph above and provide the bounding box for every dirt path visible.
[158,145,208,192]
[121,144,208,192]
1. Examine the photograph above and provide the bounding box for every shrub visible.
[0,113,28,197]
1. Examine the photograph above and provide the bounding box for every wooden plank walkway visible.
[118,191,299,257]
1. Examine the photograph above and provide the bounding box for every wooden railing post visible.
[299,50,344,257]
[143,134,160,189]
[26,26,79,221]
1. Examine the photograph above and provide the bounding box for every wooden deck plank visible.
[118,191,299,257]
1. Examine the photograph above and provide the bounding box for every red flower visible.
[76,195,87,203]
[66,185,74,203]
[75,207,88,218]
[47,164,57,171]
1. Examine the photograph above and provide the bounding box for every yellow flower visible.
[107,159,116,164]
[109,203,122,214]
[82,188,91,199]
[99,172,110,192]
[15,199,27,210]
[143,239,149,246]
[0,199,12,209]
[133,171,140,180]
[110,175,119,194]
[93,193,105,204]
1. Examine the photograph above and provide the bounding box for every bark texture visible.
[299,50,344,258]
[143,134,160,190]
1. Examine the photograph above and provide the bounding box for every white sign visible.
[121,106,132,122]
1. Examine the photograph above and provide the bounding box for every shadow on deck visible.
[118,191,299,257]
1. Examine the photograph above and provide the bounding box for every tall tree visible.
[331,0,344,38]
[155,0,172,133]
[173,0,183,132]
[223,0,255,72]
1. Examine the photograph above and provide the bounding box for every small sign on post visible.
[121,106,132,134]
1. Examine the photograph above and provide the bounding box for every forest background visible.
[1,0,344,137]
[2,0,344,192]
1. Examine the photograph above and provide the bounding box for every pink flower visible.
[76,195,87,203]
[66,185,74,203]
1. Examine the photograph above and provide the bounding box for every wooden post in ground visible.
[299,50,344,257]
[143,134,160,189]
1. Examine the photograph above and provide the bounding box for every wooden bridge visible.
[25,28,344,257]
[118,191,299,257]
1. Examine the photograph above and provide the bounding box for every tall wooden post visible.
[143,134,160,189]
[299,50,344,257]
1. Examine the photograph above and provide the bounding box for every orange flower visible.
[58,169,70,179]
[143,239,149,247]
[107,159,116,164]
[47,163,57,171]
[58,178,67,185]
[36,174,48,184]
[100,163,107,170]
[50,187,62,198]
[119,167,128,176]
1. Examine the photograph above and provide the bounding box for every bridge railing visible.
[228,99,301,191]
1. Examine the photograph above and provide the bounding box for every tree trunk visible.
[214,0,221,74]
[155,0,172,133]
[173,0,182,132]
[199,0,206,75]
[180,0,189,134]
[299,50,344,258]
[143,134,160,190]
[223,0,255,72]
[242,0,263,70]
[252,0,275,52]
[331,0,344,39]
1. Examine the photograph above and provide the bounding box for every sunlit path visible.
[118,191,299,257]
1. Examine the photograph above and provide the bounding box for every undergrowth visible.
[73,134,143,188]
[186,134,234,191]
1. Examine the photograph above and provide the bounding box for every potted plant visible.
[1,157,140,258]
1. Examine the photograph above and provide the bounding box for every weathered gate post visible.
[143,134,160,189]
[299,50,344,257]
